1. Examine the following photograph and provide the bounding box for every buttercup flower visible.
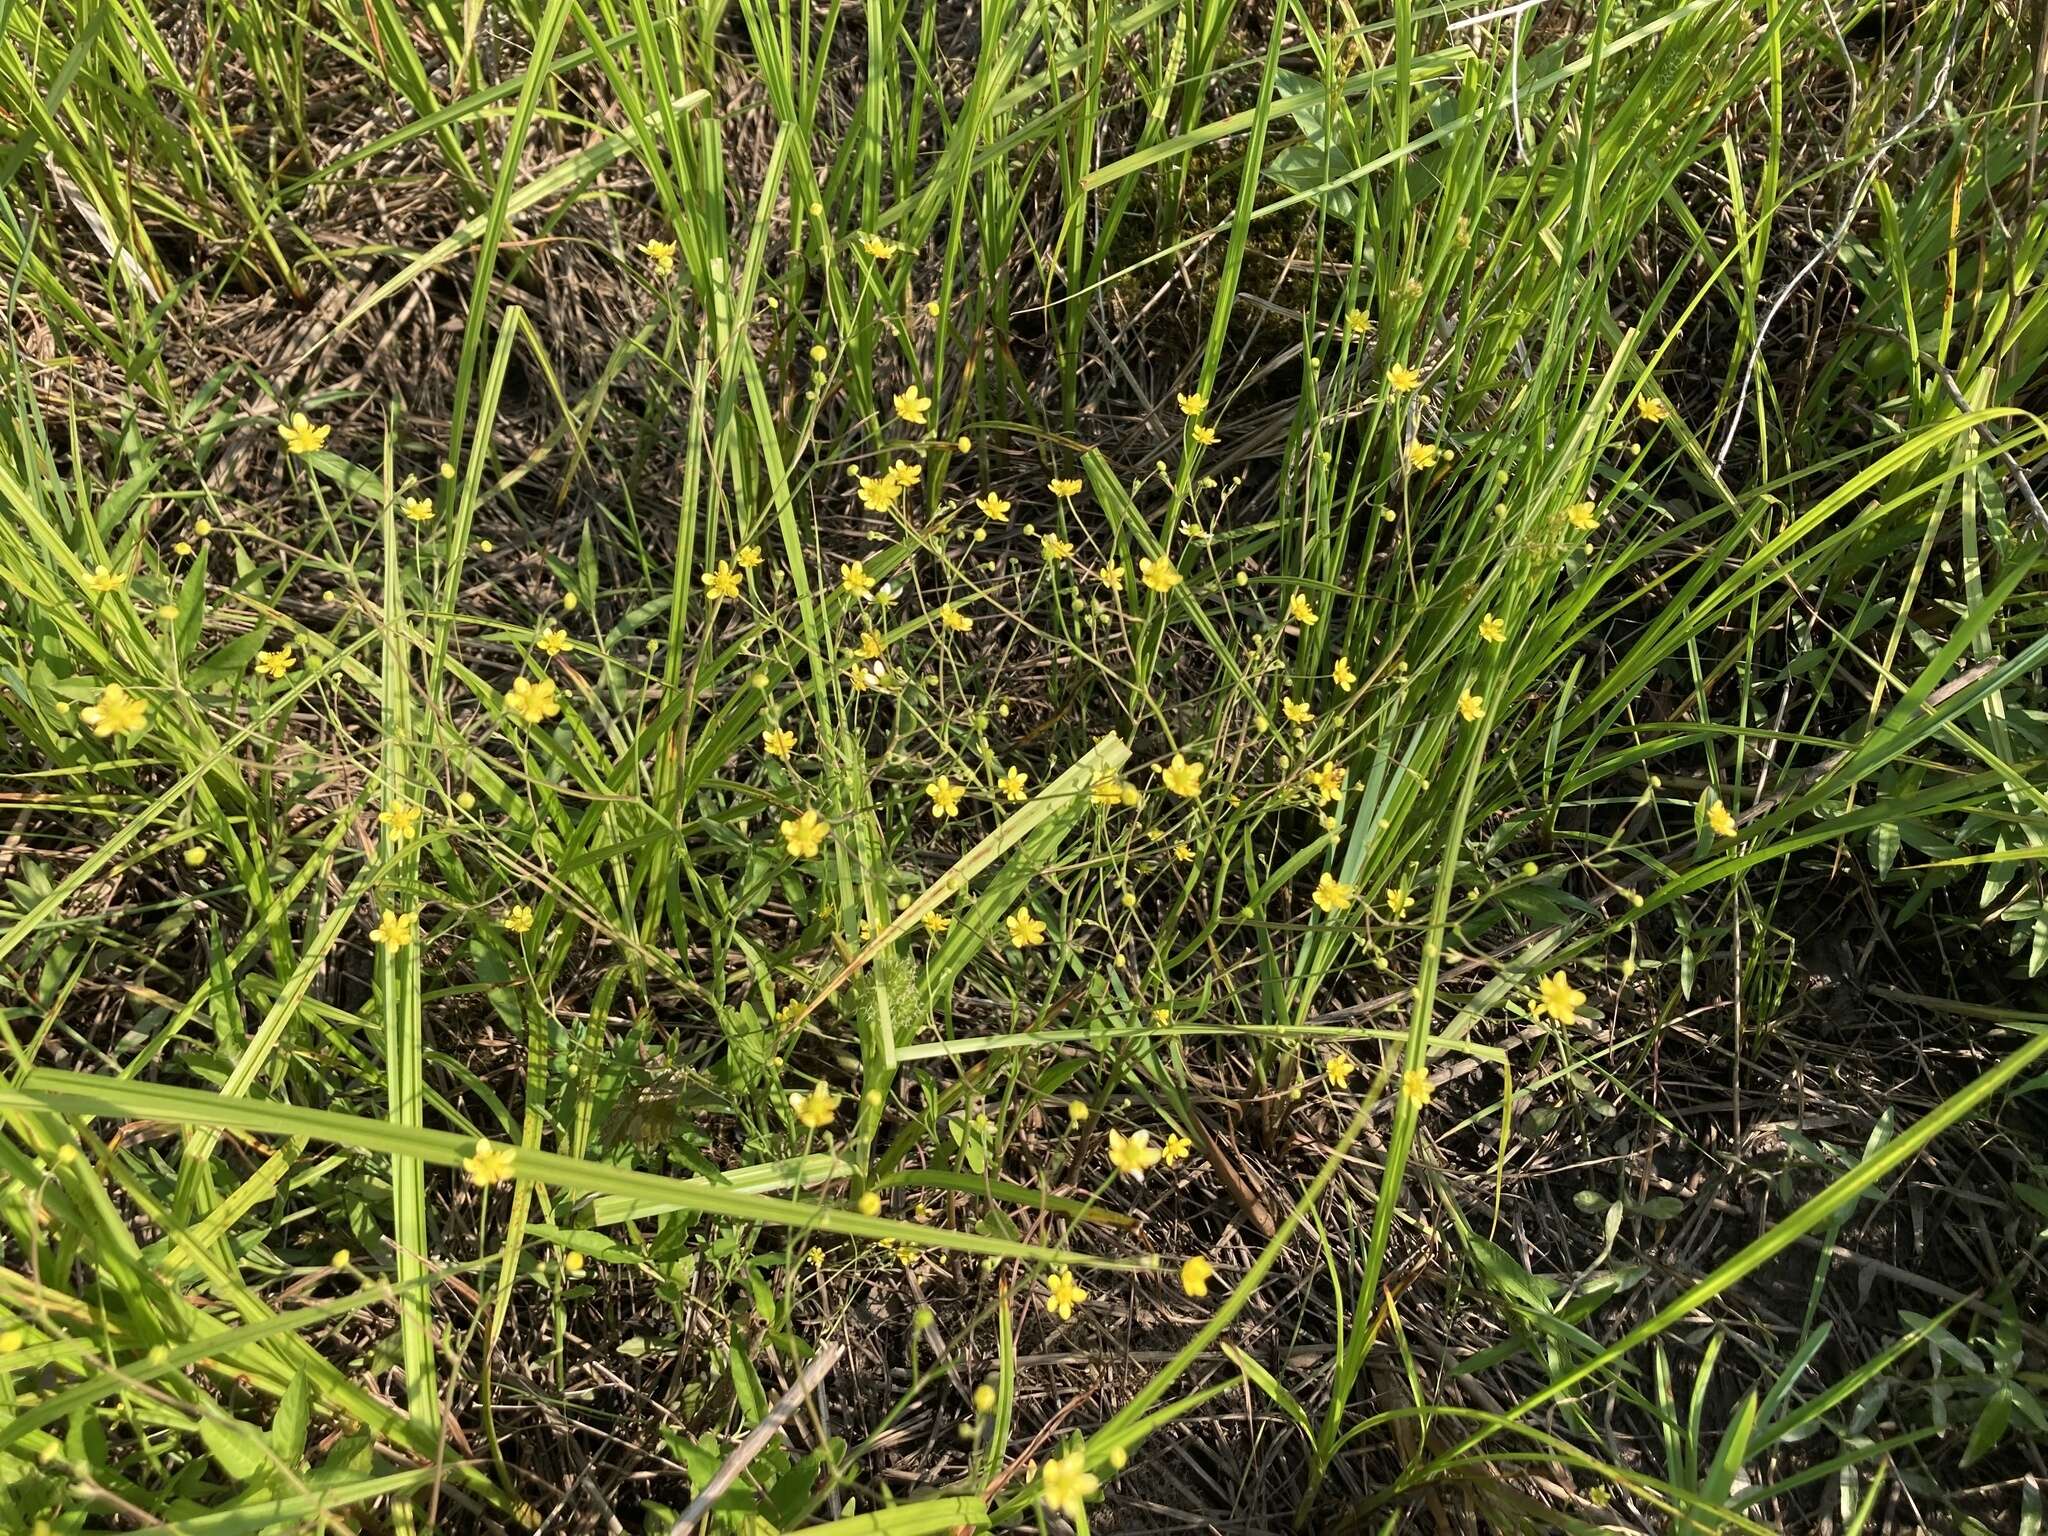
[1283,696,1314,725]
[1637,396,1672,423]
[1387,363,1423,394]
[81,564,125,595]
[279,412,330,454]
[1107,1128,1163,1179]
[1162,1132,1193,1165]
[1566,500,1600,531]
[762,726,796,759]
[1344,308,1372,337]
[1176,391,1207,417]
[998,766,1029,802]
[1308,761,1345,803]
[502,904,534,935]
[1288,592,1319,626]
[537,625,571,656]
[79,682,147,737]
[1457,689,1485,722]
[507,676,561,724]
[1325,1053,1355,1088]
[925,777,965,818]
[1383,886,1414,918]
[1160,753,1203,798]
[1040,534,1074,561]
[1098,562,1125,594]
[789,1081,838,1129]
[737,544,764,568]
[1192,424,1218,446]
[639,238,677,276]
[976,491,1010,522]
[840,560,876,597]
[1536,970,1587,1024]
[255,646,298,680]
[1313,872,1355,914]
[939,604,973,632]
[401,497,434,522]
[781,808,830,858]
[1044,1268,1088,1320]
[1140,555,1181,594]
[369,908,417,951]
[892,385,932,426]
[1479,612,1507,644]
[1333,657,1357,691]
[1708,800,1738,838]
[702,561,742,600]
[1405,441,1441,472]
[1180,1255,1216,1296]
[463,1139,516,1187]
[860,233,897,260]
[1401,1067,1433,1107]
[1005,906,1047,948]
[1040,1448,1099,1518]
[379,802,423,842]
[1049,476,1083,498]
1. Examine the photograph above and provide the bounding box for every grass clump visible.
[3,0,2047,1531]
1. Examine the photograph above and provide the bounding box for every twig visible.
[668,1343,845,1535]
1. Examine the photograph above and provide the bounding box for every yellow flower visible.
[1457,688,1484,722]
[925,777,965,818]
[1536,970,1587,1024]
[1005,906,1047,948]
[502,904,534,934]
[921,910,953,938]
[537,624,570,656]
[1173,840,1194,862]
[1043,1268,1088,1321]
[1308,761,1345,803]
[1478,612,1506,644]
[1344,308,1372,337]
[1636,396,1672,423]
[857,630,886,661]
[401,496,434,522]
[639,238,677,276]
[1140,555,1182,594]
[841,560,876,597]
[1325,1053,1355,1089]
[1708,800,1738,838]
[1191,424,1218,446]
[1162,1132,1193,1166]
[1381,886,1416,921]
[939,604,973,632]
[976,491,1010,522]
[254,646,298,680]
[1332,657,1356,692]
[1405,441,1441,472]
[279,412,331,454]
[1049,476,1083,498]
[463,1139,516,1187]
[892,384,932,426]
[506,676,561,724]
[789,1081,838,1129]
[1387,363,1423,394]
[81,564,126,595]
[369,908,417,951]
[1040,1447,1099,1518]
[1565,499,1600,531]
[79,682,147,737]
[1401,1068,1433,1108]
[998,766,1029,802]
[1098,562,1125,594]
[379,802,424,841]
[1313,871,1355,914]
[1179,1255,1216,1296]
[781,808,830,858]
[701,561,742,600]
[1283,696,1314,726]
[762,726,796,759]
[885,458,922,489]
[856,473,902,511]
[1160,753,1204,798]
[1176,391,1207,417]
[860,233,897,260]
[1090,774,1125,807]
[1040,534,1074,561]
[1107,1128,1163,1180]
[1288,591,1319,626]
